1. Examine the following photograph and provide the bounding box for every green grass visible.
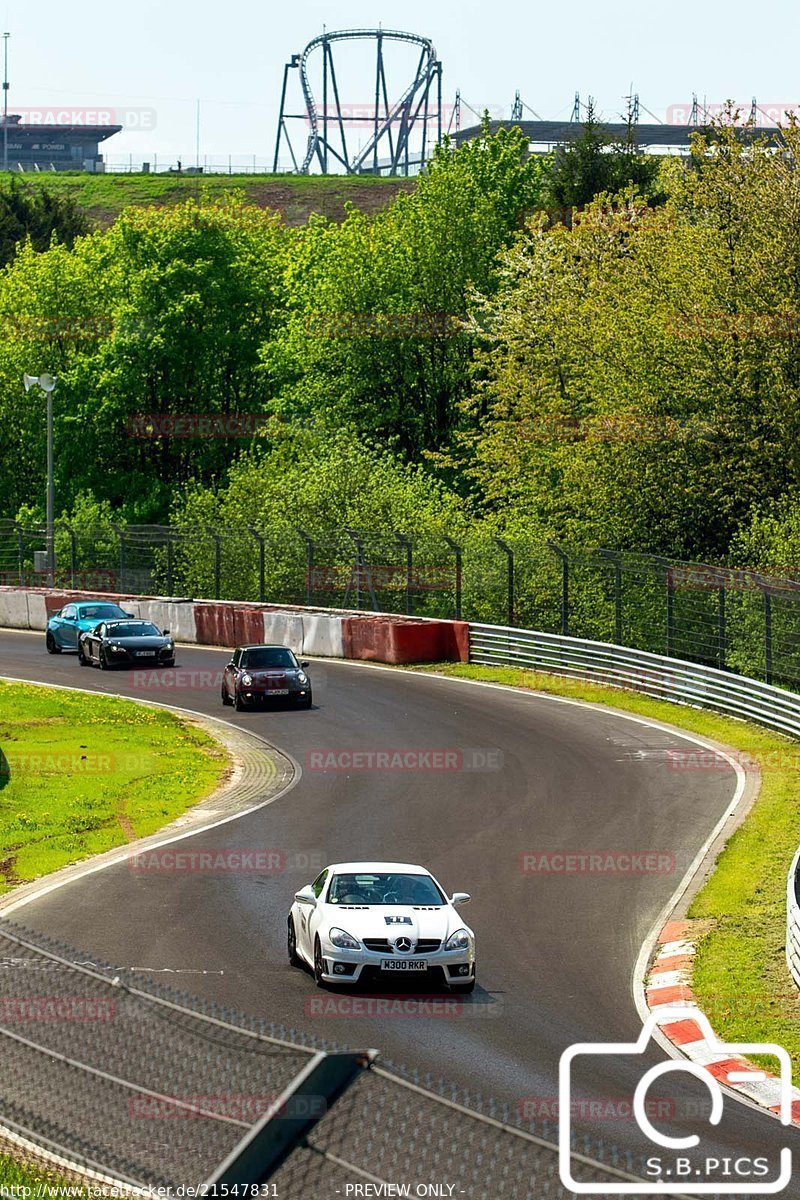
[0,1153,87,1193]
[0,680,229,894]
[0,171,414,228]
[415,663,800,1071]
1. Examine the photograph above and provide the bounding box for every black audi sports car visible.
[78,620,175,670]
[221,645,312,710]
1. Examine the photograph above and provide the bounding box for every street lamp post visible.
[3,33,9,174]
[23,373,58,586]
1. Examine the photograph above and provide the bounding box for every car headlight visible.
[329,928,361,950]
[241,673,253,686]
[445,928,472,952]
[297,672,308,685]
[110,644,124,653]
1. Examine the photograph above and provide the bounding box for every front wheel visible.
[77,644,89,667]
[234,690,247,712]
[99,648,110,671]
[313,939,326,988]
[298,692,313,710]
[288,918,301,967]
[45,632,61,655]
[450,977,476,995]
[221,686,233,707]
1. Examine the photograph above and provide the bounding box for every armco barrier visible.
[788,849,800,989]
[470,622,800,739]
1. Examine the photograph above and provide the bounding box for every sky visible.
[3,0,796,170]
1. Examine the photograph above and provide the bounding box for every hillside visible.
[0,171,415,228]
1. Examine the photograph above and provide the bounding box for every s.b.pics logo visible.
[559,1008,793,1194]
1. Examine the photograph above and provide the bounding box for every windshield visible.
[328,873,445,907]
[106,623,161,639]
[241,648,297,669]
[78,605,124,620]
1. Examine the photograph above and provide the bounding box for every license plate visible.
[266,688,289,695]
[136,651,156,657]
[381,959,427,972]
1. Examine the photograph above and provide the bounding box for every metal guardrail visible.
[470,622,800,740]
[787,848,800,989]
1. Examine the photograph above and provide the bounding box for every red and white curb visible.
[646,920,800,1123]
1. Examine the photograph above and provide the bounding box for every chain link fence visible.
[3,521,800,688]
[0,920,657,1195]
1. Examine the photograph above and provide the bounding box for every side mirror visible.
[301,661,310,669]
[294,885,317,906]
[451,892,471,907]
[123,612,134,618]
[53,609,62,619]
[163,629,171,636]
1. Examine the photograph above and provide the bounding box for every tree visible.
[0,178,88,265]
[547,98,661,209]
[262,127,546,460]
[456,119,800,560]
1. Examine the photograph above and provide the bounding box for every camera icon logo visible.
[559,1007,793,1194]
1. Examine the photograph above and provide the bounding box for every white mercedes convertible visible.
[287,861,476,993]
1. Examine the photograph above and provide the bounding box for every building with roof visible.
[0,114,122,172]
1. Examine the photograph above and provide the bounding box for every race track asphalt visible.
[2,629,797,1191]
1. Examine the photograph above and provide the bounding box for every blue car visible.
[45,601,133,654]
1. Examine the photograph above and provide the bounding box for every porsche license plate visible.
[136,651,156,657]
[381,959,427,971]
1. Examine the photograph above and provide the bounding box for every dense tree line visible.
[3,117,800,572]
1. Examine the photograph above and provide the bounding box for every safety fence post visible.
[549,543,569,636]
[443,536,462,620]
[249,527,266,604]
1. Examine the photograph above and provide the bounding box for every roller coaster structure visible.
[274,29,443,176]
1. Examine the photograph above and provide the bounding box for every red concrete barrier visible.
[233,606,268,647]
[194,604,237,648]
[342,617,468,665]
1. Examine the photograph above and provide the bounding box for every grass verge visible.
[1,171,413,229]
[0,680,229,894]
[0,1153,87,1193]
[414,663,800,1071]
